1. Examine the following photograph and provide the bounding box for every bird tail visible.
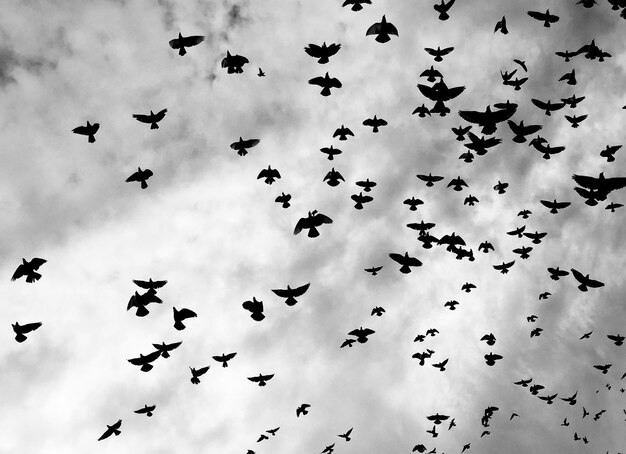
[15,333,27,343]
[26,272,42,283]
[284,296,297,306]
[372,126,379,133]
[282,202,290,208]
[439,12,449,20]
[355,202,364,210]
[308,227,320,238]
[259,381,266,386]
[578,284,588,292]
[174,321,185,330]
[238,149,248,156]
[223,362,228,368]
[88,134,95,143]
[352,3,363,10]
[179,47,186,56]
[151,122,159,130]
[141,180,148,189]
[191,377,200,384]
[399,265,412,274]
[114,429,121,436]
[135,305,150,317]
[376,34,391,43]
[320,87,331,96]
[161,351,170,358]
[140,363,154,372]
[550,207,558,214]
[318,56,329,64]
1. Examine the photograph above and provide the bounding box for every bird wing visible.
[383,22,399,36]
[181,35,205,46]
[290,282,311,297]
[126,172,140,182]
[389,253,405,264]
[11,264,27,281]
[178,308,198,319]
[260,373,274,381]
[304,44,322,58]
[327,43,341,56]
[308,76,326,87]
[241,139,260,148]
[153,109,167,121]
[572,174,600,189]
[21,322,42,333]
[366,21,383,36]
[132,114,152,123]
[604,176,626,191]
[312,213,333,225]
[293,217,307,235]
[527,10,544,20]
[440,46,454,55]
[196,366,210,376]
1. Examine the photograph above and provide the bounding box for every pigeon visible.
[444,300,459,310]
[294,211,333,237]
[425,46,454,62]
[242,297,265,321]
[452,125,471,141]
[12,321,42,343]
[133,278,167,290]
[333,125,354,141]
[600,144,621,162]
[464,195,479,206]
[11,258,47,283]
[507,225,526,238]
[338,427,353,441]
[570,268,604,291]
[481,333,496,346]
[304,42,341,64]
[524,231,547,244]
[461,282,476,293]
[173,307,197,330]
[257,166,281,184]
[258,68,265,77]
[417,173,444,187]
[389,252,422,273]
[371,306,385,316]
[128,350,161,372]
[494,181,509,194]
[134,405,156,417]
[593,364,612,374]
[348,327,375,343]
[126,167,153,189]
[421,66,444,83]
[478,241,495,253]
[494,16,508,34]
[72,121,100,143]
[580,331,592,340]
[432,359,448,371]
[434,0,455,20]
[561,94,585,108]
[512,246,532,259]
[152,341,182,359]
[363,115,387,133]
[493,261,515,274]
[538,393,558,404]
[565,114,587,128]
[309,72,342,96]
[320,145,342,160]
[356,178,377,192]
[212,352,237,367]
[366,15,399,43]
[412,104,431,117]
[168,33,204,56]
[221,51,249,74]
[127,290,162,317]
[230,137,260,157]
[404,197,424,211]
[607,334,625,346]
[342,0,371,11]
[555,50,579,62]
[559,69,577,85]
[530,328,543,337]
[98,419,122,441]
[540,199,571,214]
[508,120,542,143]
[560,391,578,405]
[132,109,167,130]
[190,366,210,384]
[531,99,566,116]
[547,267,569,280]
[275,192,292,208]
[427,413,450,425]
[484,352,503,366]
[248,373,275,386]
[527,9,560,27]
[272,283,310,306]
[340,339,356,348]
[352,192,374,210]
[447,176,468,191]
[296,403,311,417]
[364,266,383,276]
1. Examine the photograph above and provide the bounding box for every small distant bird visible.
[529,384,544,395]
[507,225,526,238]
[190,366,210,384]
[366,15,399,43]
[421,65,443,83]
[356,178,377,192]
[12,321,42,343]
[425,46,454,62]
[322,444,334,454]
[444,300,459,310]
[426,328,439,337]
[417,173,444,187]
[230,137,260,157]
[412,104,431,117]
[448,176,468,191]
[257,166,281,185]
[561,391,578,405]
[133,278,167,290]
[338,427,353,441]
[530,327,543,337]
[248,373,275,386]
[493,261,515,274]
[494,16,508,34]
[593,364,612,374]
[127,290,162,317]
[413,445,427,453]
[432,358,448,371]
[389,252,422,273]
[540,199,571,214]
[333,125,354,141]
[309,72,342,96]
[538,393,557,404]
[11,258,47,283]
[505,77,528,91]
[518,209,532,219]
[527,315,538,322]
[606,202,623,212]
[363,115,387,133]
[72,121,100,143]
[242,297,265,321]
[481,333,496,346]
[514,59,527,71]
[173,307,197,330]
[531,98,566,116]
[127,350,161,372]
[452,125,471,141]
[555,50,579,62]
[494,181,509,194]
[461,443,471,453]
[133,109,167,130]
[126,167,153,189]
[342,0,371,11]
[258,68,265,77]
[582,407,589,418]
[340,339,356,348]
[348,327,375,343]
[221,51,249,74]
[514,378,532,386]
[371,306,385,316]
[294,210,333,238]
[527,9,560,27]
[600,144,621,162]
[547,267,569,280]
[607,334,625,346]
[464,195,479,206]
[426,425,438,437]
[561,418,569,426]
[510,413,519,420]
[98,419,122,441]
[449,418,457,429]
[275,192,291,208]
[434,0,455,20]
[559,69,577,85]
[352,192,373,210]
[478,241,495,253]
[152,341,182,359]
[501,69,517,83]
[304,42,341,64]
[508,120,542,143]
[168,32,204,56]
[524,231,547,244]
[484,352,503,366]
[571,268,604,292]
[513,246,532,259]
[461,282,476,293]
[562,94,586,108]
[404,197,424,211]
[272,283,310,306]
[364,266,383,276]
[427,413,450,425]
[320,145,342,160]
[580,331,592,339]
[134,404,156,417]
[538,292,551,300]
[565,114,587,128]
[296,403,311,417]
[212,352,237,367]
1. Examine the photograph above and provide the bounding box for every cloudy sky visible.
[1,0,626,452]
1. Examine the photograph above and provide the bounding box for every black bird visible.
[363,115,387,133]
[559,69,577,85]
[530,327,543,337]
[173,307,197,330]
[572,172,626,201]
[133,109,167,130]
[540,199,571,214]
[593,364,612,374]
[152,341,182,359]
[426,328,439,337]
[418,78,465,116]
[547,267,569,280]
[242,297,265,321]
[420,65,443,83]
[538,393,557,404]
[607,334,625,346]
[578,0,597,7]
[168,32,204,56]
[333,125,354,141]
[212,352,237,367]
[426,425,438,437]
[258,68,265,77]
[407,220,436,235]
[404,197,424,211]
[364,266,383,276]
[72,121,100,143]
[128,350,161,372]
[412,444,427,453]
[133,278,167,290]
[518,209,532,219]
[571,268,604,292]
[371,306,385,316]
[447,176,468,191]
[555,50,579,62]
[275,192,292,208]
[538,292,551,300]
[606,202,623,212]
[98,419,122,441]
[452,125,471,141]
[304,42,341,64]
[389,252,422,274]
[12,321,42,343]
[309,72,342,96]
[412,350,434,365]
[134,404,156,417]
[464,195,479,206]
[513,246,532,259]
[561,418,569,426]
[464,132,502,155]
[126,167,153,189]
[427,413,450,425]
[127,290,162,317]
[529,136,565,160]
[481,333,496,346]
[527,315,538,322]
[11,258,47,283]
[356,178,377,192]
[342,0,371,11]
[513,59,527,71]
[230,137,260,157]
[294,210,333,237]
[561,391,578,405]
[257,166,281,184]
[320,145,342,160]
[494,181,509,194]
[348,327,375,343]
[338,427,353,441]
[493,261,515,274]
[272,283,310,306]
[485,352,503,366]
[366,15,399,43]
[248,373,274,386]
[524,231,547,244]
[507,225,526,238]
[514,378,532,386]
[462,443,471,452]
[412,104,431,117]
[352,192,373,210]
[531,98,566,116]
[565,114,587,128]
[296,403,311,417]
[425,46,454,62]
[444,300,459,310]
[508,120,542,143]
[527,9,560,27]
[221,51,249,74]
[504,77,528,91]
[462,282,476,293]
[340,339,356,348]
[478,241,494,253]
[432,359,448,371]
[501,69,517,83]
[459,103,516,135]
[417,173,444,187]
[494,16,508,34]
[529,384,544,395]
[418,233,439,249]
[580,331,592,340]
[190,366,210,384]
[600,144,621,162]
[434,0,455,20]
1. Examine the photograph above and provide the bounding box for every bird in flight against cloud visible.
[134,404,156,417]
[417,173,444,187]
[272,283,310,306]
[309,72,342,96]
[320,145,342,160]
[296,403,310,417]
[221,51,249,74]
[547,267,569,280]
[126,167,153,189]
[494,16,508,34]
[366,15,399,43]
[433,0,455,20]
[190,365,210,384]
[169,32,204,56]
[342,0,371,11]
[527,9,560,27]
[257,166,281,184]
[352,192,374,210]
[570,268,604,292]
[432,359,448,371]
[275,192,292,208]
[248,373,275,386]
[424,46,454,62]
[11,258,47,283]
[324,168,345,187]
[212,352,237,367]
[363,115,387,133]
[12,321,42,343]
[127,290,162,317]
[242,297,265,321]
[132,109,167,130]
[152,341,182,359]
[72,121,99,143]
[493,261,515,274]
[540,199,570,214]
[294,210,333,237]
[173,307,197,330]
[128,350,161,372]
[98,419,122,441]
[389,252,422,273]
[338,427,353,441]
[364,266,383,276]
[348,327,375,343]
[333,125,354,141]
[230,137,260,157]
[304,42,341,64]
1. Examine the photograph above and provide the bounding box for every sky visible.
[1,0,626,453]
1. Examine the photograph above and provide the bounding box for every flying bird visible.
[230,137,260,156]
[433,0,455,20]
[272,283,310,306]
[296,403,311,417]
[294,210,333,237]
[190,366,210,384]
[565,114,587,128]
[356,178,377,192]
[134,404,156,417]
[404,197,424,211]
[452,125,471,141]
[424,46,454,62]
[333,125,354,141]
[484,352,503,366]
[348,327,375,343]
[559,69,577,85]
[127,350,161,372]
[570,268,604,291]
[212,352,237,367]
[248,373,275,386]
[481,333,496,346]
[352,192,373,210]
[508,120,542,143]
[338,427,353,441]
[421,65,443,83]
[494,16,508,34]
[527,9,560,27]
[547,267,569,280]
[494,181,509,194]
[152,341,182,359]
[304,42,341,64]
[607,334,625,346]
[309,72,342,96]
[98,419,122,441]
[371,306,385,316]
[11,258,47,283]
[366,15,399,43]
[478,241,495,253]
[258,68,265,77]
[389,252,422,273]
[531,98,566,116]
[72,121,100,143]
[12,321,42,343]
[540,199,571,214]
[493,261,515,274]
[221,51,249,74]
[173,307,197,330]
[126,167,153,189]
[342,0,371,11]
[600,144,621,162]
[257,166,281,184]
[320,145,342,160]
[417,173,444,187]
[132,109,167,130]
[168,33,204,56]
[448,176,468,191]
[364,266,383,276]
[242,297,265,321]
[459,103,516,135]
[432,359,448,371]
[275,192,292,208]
[363,115,387,133]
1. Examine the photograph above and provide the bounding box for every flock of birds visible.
[8,0,626,452]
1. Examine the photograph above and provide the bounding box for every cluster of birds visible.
[9,0,626,453]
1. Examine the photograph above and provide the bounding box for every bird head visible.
[381,15,387,23]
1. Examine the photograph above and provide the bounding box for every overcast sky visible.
[1,0,626,453]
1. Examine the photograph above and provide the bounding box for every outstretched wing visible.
[366,21,383,36]
[22,322,42,333]
[132,114,151,123]
[312,213,333,226]
[126,172,140,182]
[181,35,205,47]
[304,44,322,58]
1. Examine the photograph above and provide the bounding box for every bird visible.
[527,9,560,27]
[514,59,527,71]
[508,120,542,143]
[527,315,538,322]
[571,268,604,291]
[518,209,532,219]
[605,202,623,212]
[484,352,503,366]
[452,125,471,141]
[538,292,551,300]
[504,77,528,91]
[173,307,197,330]
[257,434,269,442]
[320,145,342,160]
[524,231,547,244]
[190,366,210,384]
[221,51,249,74]
[389,252,422,273]
[296,403,311,417]
[355,178,377,192]
[501,69,517,83]
[447,176,468,191]
[531,98,566,116]
[478,241,495,253]
[404,197,424,211]
[529,384,544,395]
[565,114,587,128]
[580,331,593,340]
[309,72,342,96]
[242,297,265,321]
[493,261,515,274]
[275,192,292,208]
[547,267,569,280]
[432,359,448,371]
[494,181,509,194]
[340,339,356,348]
[561,418,569,426]
[248,373,275,386]
[464,132,501,155]
[132,109,167,130]
[230,137,261,157]
[433,0,455,20]
[152,341,182,359]
[258,68,265,77]
[363,115,387,133]
[366,15,399,43]
[342,0,371,11]
[294,210,333,237]
[540,199,571,214]
[426,425,438,437]
[321,444,335,454]
[427,413,450,425]
[530,327,543,337]
[127,290,162,317]
[348,327,375,343]
[72,121,100,143]
[338,427,353,441]
[555,50,580,62]
[444,300,459,310]
[412,104,431,117]
[461,282,476,293]
[600,144,621,162]
[538,393,558,404]
[98,419,122,441]
[304,42,341,64]
[417,173,444,187]
[494,16,508,34]
[126,167,153,189]
[507,225,526,238]
[364,266,383,276]
[421,65,443,83]
[272,283,310,306]
[514,378,532,387]
[134,404,156,417]
[257,166,281,184]
[464,195,479,206]
[168,32,204,56]
[352,192,374,210]
[212,352,237,367]
[424,46,454,63]
[512,246,532,259]
[371,306,385,316]
[127,350,161,372]
[559,69,577,85]
[12,321,42,343]
[461,443,470,453]
[593,364,612,374]
[133,278,167,290]
[560,391,578,405]
[458,103,516,135]
[607,334,625,346]
[481,333,496,346]
[11,258,47,283]
[572,172,626,200]
[333,125,354,141]
[426,328,439,337]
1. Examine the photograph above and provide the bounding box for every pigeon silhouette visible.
[98,419,122,441]
[12,321,42,343]
[126,167,153,189]
[212,352,237,367]
[11,258,47,283]
[221,51,249,74]
[169,33,204,56]
[272,283,310,306]
[230,137,260,157]
[72,121,100,143]
[190,366,210,384]
[173,307,197,330]
[366,15,399,43]
[132,109,167,129]
[304,42,341,64]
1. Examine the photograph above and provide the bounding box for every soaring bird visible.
[127,290,162,317]
[248,373,275,386]
[432,359,448,371]
[524,231,547,244]
[371,306,385,316]
[364,266,383,276]
[507,225,526,238]
[272,283,310,306]
[363,115,387,133]
[134,404,156,417]
[133,278,167,290]
[242,297,265,321]
[333,125,354,141]
[98,419,122,441]
[530,327,543,337]
[257,166,281,185]
[412,104,431,117]
[593,364,612,374]
[504,77,527,91]
[221,51,249,74]
[462,282,476,293]
[527,9,560,27]
[126,167,153,189]
[540,199,571,214]
[132,109,167,129]
[356,178,377,192]
[513,246,532,259]
[348,327,375,343]
[342,0,371,11]
[407,220,436,235]
[531,98,566,116]
[607,334,625,346]
[173,307,197,330]
[484,352,503,366]
[12,321,42,343]
[296,403,311,417]
[404,197,424,211]
[481,333,496,346]
[493,261,515,274]
[508,120,542,143]
[152,341,182,359]
[168,33,204,56]
[452,125,471,141]
[547,267,569,280]
[212,352,237,367]
[427,413,450,425]
[459,103,516,135]
[230,137,260,157]
[324,168,345,187]
[294,210,333,237]
[572,172,626,201]
[600,144,621,162]
[338,427,353,441]
[565,114,588,128]
[11,258,47,283]
[304,42,341,64]
[258,68,265,77]
[417,173,444,187]
[127,350,161,372]
[555,50,580,62]
[538,393,558,404]
[309,72,342,96]
[425,46,454,62]
[352,192,373,210]
[366,15,399,43]
[320,145,342,160]
[494,16,508,34]
[478,241,495,253]
[494,181,509,194]
[389,252,422,273]
[421,65,443,83]
[275,192,292,208]
[571,268,604,291]
[561,391,578,405]
[444,300,459,310]
[190,366,210,384]
[448,176,468,191]
[434,0,455,20]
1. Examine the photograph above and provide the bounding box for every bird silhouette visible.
[11,258,47,283]
[258,68,265,77]
[594,364,612,374]
[275,192,292,208]
[527,9,560,27]
[540,199,571,214]
[248,373,275,386]
[212,352,237,367]
[190,366,210,384]
[485,352,503,366]
[134,404,156,417]
[12,321,42,343]
[508,120,542,143]
[547,267,569,280]
[538,393,557,404]
[257,166,281,184]
[571,268,604,291]
[507,225,525,238]
[462,282,476,293]
[272,283,310,306]
[417,173,444,187]
[559,69,577,85]
[421,66,443,83]
[531,99,566,116]
[340,339,356,348]
[464,195,479,206]
[333,125,354,141]
[338,427,353,441]
[242,297,265,321]
[447,176,468,191]
[478,241,495,253]
[432,359,448,371]
[366,15,399,43]
[530,327,543,337]
[168,33,204,56]
[444,300,459,310]
[98,419,122,441]
[580,331,592,340]
[434,0,455,20]
[127,290,162,317]
[221,51,249,74]
[513,246,532,259]
[527,315,538,322]
[128,350,161,372]
[126,167,153,189]
[320,145,342,160]
[607,334,625,346]
[363,115,387,133]
[342,0,371,11]
[152,341,182,359]
[173,307,197,330]
[404,197,424,211]
[389,252,422,273]
[230,137,260,156]
[426,425,438,437]
[555,50,579,62]
[72,121,100,143]
[309,72,342,96]
[304,42,341,64]
[371,306,385,316]
[600,144,621,162]
[412,104,431,117]
[294,210,333,237]
[451,125,471,141]
[481,333,496,346]
[494,181,509,194]
[356,178,376,192]
[494,16,508,34]
[427,413,450,425]
[296,403,311,417]
[538,292,551,300]
[524,231,547,244]
[425,46,454,62]
[348,327,375,343]
[560,391,578,405]
[493,261,515,274]
[565,114,587,128]
[352,192,374,210]
[132,109,167,129]
[364,266,383,276]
